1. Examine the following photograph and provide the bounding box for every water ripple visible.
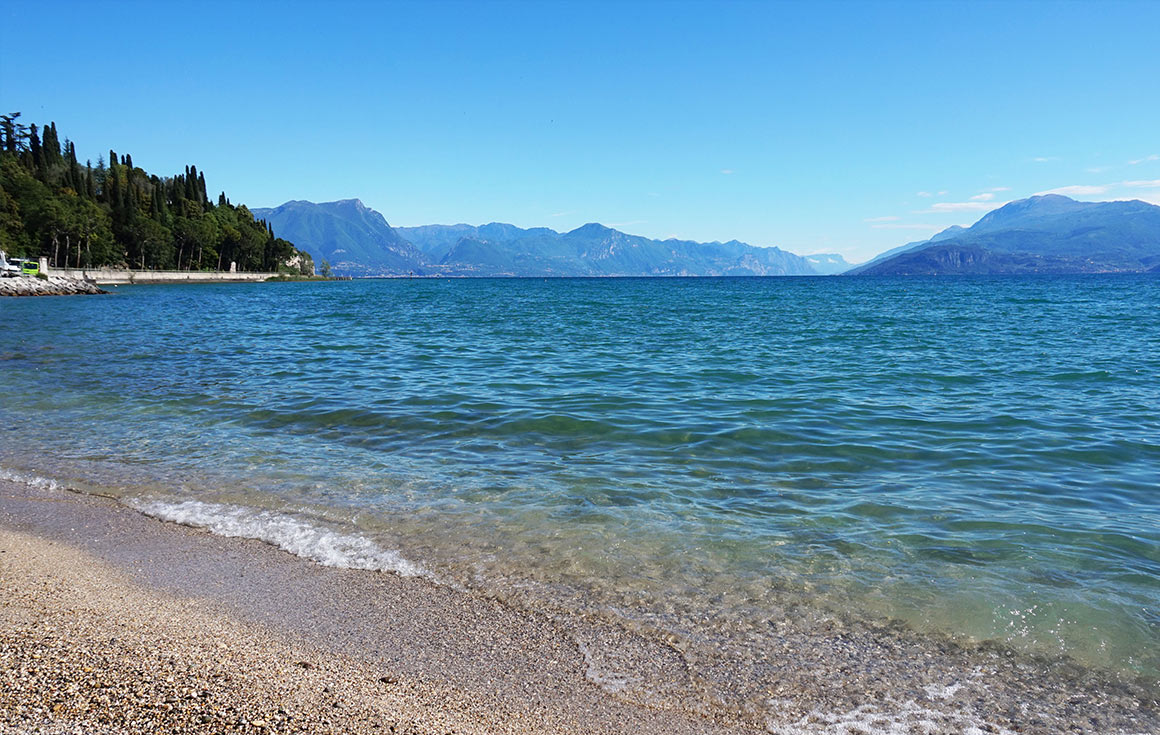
[1,274,1158,678]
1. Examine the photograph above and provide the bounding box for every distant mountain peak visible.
[252,199,424,277]
[972,194,1095,232]
[567,222,615,237]
[852,194,1160,275]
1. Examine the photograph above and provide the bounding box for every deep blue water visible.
[1,275,1157,680]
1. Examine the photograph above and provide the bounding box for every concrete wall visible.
[47,267,278,285]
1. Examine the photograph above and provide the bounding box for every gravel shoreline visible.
[1,529,518,735]
[1,477,1156,735]
[0,480,753,735]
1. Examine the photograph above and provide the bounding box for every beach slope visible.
[0,479,752,735]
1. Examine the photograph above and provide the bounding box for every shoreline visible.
[2,476,1157,734]
[0,478,752,735]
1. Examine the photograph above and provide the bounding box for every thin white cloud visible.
[988,186,1011,192]
[919,201,1005,213]
[863,216,900,223]
[1035,185,1109,196]
[1121,179,1160,188]
[871,223,945,230]
[549,210,575,218]
[1033,156,1058,163]
[1128,154,1159,165]
[720,169,735,175]
[916,191,933,198]
[937,190,949,195]
[969,193,995,202]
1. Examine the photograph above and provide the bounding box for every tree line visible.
[0,113,312,274]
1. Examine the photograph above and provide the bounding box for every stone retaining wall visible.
[48,268,277,285]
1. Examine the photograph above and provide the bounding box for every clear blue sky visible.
[3,0,1158,263]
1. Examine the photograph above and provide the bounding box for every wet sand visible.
[1,477,1156,734]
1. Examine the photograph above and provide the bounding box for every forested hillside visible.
[0,113,312,274]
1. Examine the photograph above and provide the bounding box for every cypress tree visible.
[65,140,80,190]
[107,166,121,211]
[171,176,184,206]
[43,122,61,167]
[29,123,41,171]
[95,155,107,200]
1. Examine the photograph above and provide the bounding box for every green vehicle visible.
[20,259,39,276]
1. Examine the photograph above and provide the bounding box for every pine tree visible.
[0,112,24,153]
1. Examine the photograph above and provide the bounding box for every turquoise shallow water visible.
[1,276,1158,684]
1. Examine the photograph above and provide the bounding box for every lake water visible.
[2,276,1157,724]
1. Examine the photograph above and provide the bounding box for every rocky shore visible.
[0,275,108,297]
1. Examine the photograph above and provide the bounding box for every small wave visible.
[766,699,1016,735]
[130,498,427,579]
[0,467,66,492]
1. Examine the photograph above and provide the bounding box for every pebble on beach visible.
[0,530,543,735]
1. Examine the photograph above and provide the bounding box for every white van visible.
[0,251,21,277]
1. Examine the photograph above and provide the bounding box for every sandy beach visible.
[0,478,755,735]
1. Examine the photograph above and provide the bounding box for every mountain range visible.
[253,200,850,277]
[848,195,1160,275]
[255,194,1160,278]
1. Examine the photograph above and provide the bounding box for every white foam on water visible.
[922,682,963,700]
[130,498,428,579]
[765,699,1017,735]
[0,467,66,492]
